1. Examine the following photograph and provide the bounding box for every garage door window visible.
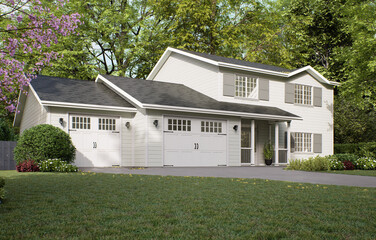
[71,116,91,129]
[201,121,222,133]
[99,118,116,131]
[167,119,191,132]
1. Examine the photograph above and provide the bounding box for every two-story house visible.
[14,47,338,167]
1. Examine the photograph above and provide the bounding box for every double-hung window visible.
[235,75,258,98]
[293,132,312,152]
[294,84,312,105]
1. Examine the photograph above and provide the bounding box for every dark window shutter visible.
[313,134,322,153]
[285,83,294,104]
[313,87,322,107]
[258,79,269,101]
[290,133,295,153]
[223,73,234,97]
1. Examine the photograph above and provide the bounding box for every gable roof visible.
[31,75,135,108]
[148,47,339,86]
[98,75,301,121]
[177,48,294,73]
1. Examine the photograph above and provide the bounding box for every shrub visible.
[0,118,16,141]
[328,156,344,170]
[287,156,330,171]
[16,160,40,172]
[14,124,76,164]
[0,177,4,188]
[343,160,354,170]
[0,177,4,202]
[333,154,358,165]
[354,157,376,170]
[334,142,376,158]
[0,188,4,203]
[39,159,79,172]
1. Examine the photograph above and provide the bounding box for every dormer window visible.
[235,75,258,98]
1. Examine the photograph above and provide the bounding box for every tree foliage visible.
[0,0,81,116]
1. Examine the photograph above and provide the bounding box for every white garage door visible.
[69,115,121,167]
[164,117,227,166]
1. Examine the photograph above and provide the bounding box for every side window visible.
[294,84,312,105]
[71,116,91,130]
[167,118,191,132]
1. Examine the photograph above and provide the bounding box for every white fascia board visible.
[147,47,220,80]
[288,66,339,86]
[95,74,144,108]
[13,84,41,127]
[41,101,138,113]
[143,104,302,121]
[147,48,172,80]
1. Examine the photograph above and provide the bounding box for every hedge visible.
[334,142,376,157]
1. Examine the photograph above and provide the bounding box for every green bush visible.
[0,177,5,202]
[334,142,376,157]
[287,156,330,171]
[354,157,376,170]
[0,118,16,141]
[39,159,79,172]
[14,124,76,164]
[333,154,359,165]
[328,156,345,170]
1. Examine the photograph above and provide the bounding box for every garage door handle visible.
[194,143,199,149]
[93,142,97,149]
[197,143,199,149]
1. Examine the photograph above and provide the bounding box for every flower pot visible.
[265,159,273,166]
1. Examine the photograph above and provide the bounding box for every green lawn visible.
[0,171,375,239]
[322,170,376,177]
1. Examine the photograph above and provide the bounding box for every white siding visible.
[132,110,147,166]
[20,91,47,133]
[227,118,241,166]
[219,69,334,158]
[146,112,163,167]
[47,107,135,167]
[151,52,219,99]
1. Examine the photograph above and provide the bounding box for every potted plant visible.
[263,142,274,165]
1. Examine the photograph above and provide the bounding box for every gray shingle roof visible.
[175,48,294,73]
[31,75,135,108]
[103,75,299,118]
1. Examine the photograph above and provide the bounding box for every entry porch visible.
[240,119,291,166]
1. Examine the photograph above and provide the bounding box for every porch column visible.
[251,120,255,165]
[286,121,291,164]
[274,122,279,166]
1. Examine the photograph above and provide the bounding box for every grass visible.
[1,170,375,239]
[322,170,376,177]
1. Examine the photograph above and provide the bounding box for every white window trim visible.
[293,132,312,153]
[294,84,313,106]
[235,75,258,99]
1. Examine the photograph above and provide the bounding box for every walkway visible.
[80,166,376,188]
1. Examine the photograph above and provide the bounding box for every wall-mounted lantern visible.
[233,125,238,131]
[59,118,64,126]
[153,120,158,127]
[125,122,130,128]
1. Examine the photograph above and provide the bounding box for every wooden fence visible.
[0,141,17,170]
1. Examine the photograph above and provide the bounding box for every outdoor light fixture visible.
[59,118,64,126]
[233,125,238,131]
[125,122,130,128]
[153,120,158,127]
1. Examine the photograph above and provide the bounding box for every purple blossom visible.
[1,0,81,113]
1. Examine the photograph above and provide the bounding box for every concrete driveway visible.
[80,166,376,188]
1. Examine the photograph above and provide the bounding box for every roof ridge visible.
[170,47,294,73]
[102,74,185,86]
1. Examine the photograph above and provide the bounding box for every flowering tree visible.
[0,0,81,115]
